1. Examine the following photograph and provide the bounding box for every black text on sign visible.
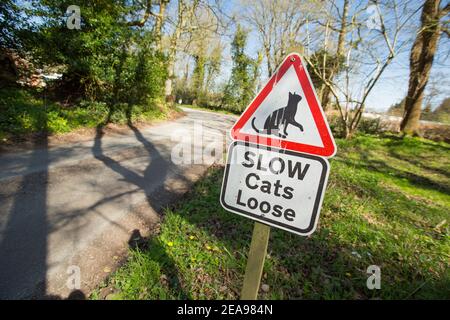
[220,142,329,236]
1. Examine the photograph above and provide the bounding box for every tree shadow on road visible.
[0,129,49,299]
[91,104,192,299]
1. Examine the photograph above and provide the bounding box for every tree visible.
[28,0,166,105]
[304,0,419,138]
[0,1,23,50]
[163,0,224,104]
[307,49,345,110]
[241,0,316,76]
[0,0,40,87]
[314,0,349,110]
[204,42,222,94]
[169,0,225,106]
[190,39,222,106]
[400,0,450,135]
[222,25,261,112]
[192,45,206,98]
[422,103,433,120]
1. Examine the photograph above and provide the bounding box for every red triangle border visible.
[230,53,336,158]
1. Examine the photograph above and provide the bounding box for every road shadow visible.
[39,290,86,300]
[0,132,49,299]
[92,104,191,299]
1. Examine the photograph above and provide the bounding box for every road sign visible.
[231,53,336,158]
[220,141,329,236]
[223,53,335,298]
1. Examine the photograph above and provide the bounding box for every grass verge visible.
[0,87,178,143]
[178,104,239,116]
[93,133,449,300]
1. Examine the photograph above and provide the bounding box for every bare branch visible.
[127,0,160,27]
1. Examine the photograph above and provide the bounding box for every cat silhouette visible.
[251,92,304,138]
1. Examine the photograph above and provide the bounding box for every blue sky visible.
[363,40,450,111]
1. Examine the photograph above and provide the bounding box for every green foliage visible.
[112,246,181,300]
[328,114,354,138]
[192,52,206,97]
[29,0,166,104]
[388,97,450,124]
[0,1,169,138]
[104,133,449,300]
[175,41,222,109]
[181,104,237,116]
[0,0,34,51]
[387,98,405,117]
[0,1,17,48]
[0,88,168,140]
[328,114,386,137]
[425,97,450,124]
[222,25,260,113]
[205,45,222,92]
[357,117,385,135]
[307,49,345,91]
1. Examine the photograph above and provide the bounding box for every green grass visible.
[0,88,174,142]
[178,104,239,116]
[95,134,449,300]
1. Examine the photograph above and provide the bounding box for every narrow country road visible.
[0,108,237,299]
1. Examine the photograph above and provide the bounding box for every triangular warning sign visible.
[231,53,336,157]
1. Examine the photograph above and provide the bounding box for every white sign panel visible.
[220,141,329,236]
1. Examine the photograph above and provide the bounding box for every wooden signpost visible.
[220,53,336,299]
[240,223,270,299]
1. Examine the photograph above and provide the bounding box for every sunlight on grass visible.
[0,88,174,141]
[100,133,449,300]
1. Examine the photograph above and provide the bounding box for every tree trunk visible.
[154,0,168,51]
[264,44,273,76]
[164,0,185,104]
[336,0,348,57]
[321,85,331,111]
[165,32,178,104]
[165,56,175,103]
[400,0,444,135]
[322,0,348,111]
[343,122,351,139]
[164,0,199,104]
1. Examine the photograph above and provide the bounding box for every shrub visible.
[357,117,385,135]
[328,114,346,138]
[0,88,170,140]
